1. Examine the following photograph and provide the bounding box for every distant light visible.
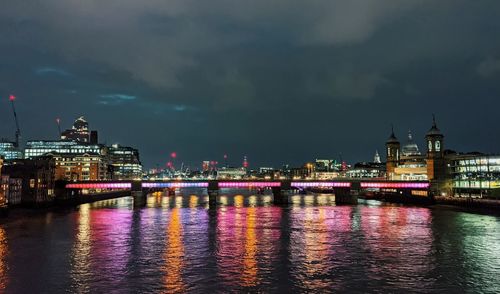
[170,152,177,159]
[9,94,16,101]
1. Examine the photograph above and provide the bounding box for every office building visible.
[0,141,23,160]
[108,144,142,180]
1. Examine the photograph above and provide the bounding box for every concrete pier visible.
[334,188,358,205]
[208,181,219,206]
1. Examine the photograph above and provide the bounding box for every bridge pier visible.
[273,181,291,205]
[208,181,219,206]
[166,188,176,196]
[334,188,358,205]
[131,181,147,207]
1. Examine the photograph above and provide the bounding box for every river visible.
[0,191,499,293]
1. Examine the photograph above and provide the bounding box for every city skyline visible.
[2,1,500,168]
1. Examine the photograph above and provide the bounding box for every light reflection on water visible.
[0,192,499,293]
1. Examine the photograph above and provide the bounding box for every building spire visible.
[427,114,442,136]
[374,150,381,163]
[387,124,399,143]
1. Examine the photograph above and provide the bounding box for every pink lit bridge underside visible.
[66,181,430,189]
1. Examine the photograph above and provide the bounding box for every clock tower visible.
[426,115,446,187]
[386,126,400,180]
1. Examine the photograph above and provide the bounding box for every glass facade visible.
[449,155,500,198]
[0,142,23,160]
[24,140,105,158]
[108,144,142,180]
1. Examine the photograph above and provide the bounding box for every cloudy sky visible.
[1,1,500,169]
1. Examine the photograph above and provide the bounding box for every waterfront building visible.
[0,141,23,160]
[108,144,142,180]
[1,157,56,205]
[50,152,109,181]
[0,157,5,207]
[425,118,448,195]
[60,116,92,143]
[386,129,428,181]
[314,171,341,180]
[1,176,22,206]
[25,140,109,181]
[345,162,385,179]
[448,153,500,198]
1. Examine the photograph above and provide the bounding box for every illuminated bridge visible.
[63,180,431,206]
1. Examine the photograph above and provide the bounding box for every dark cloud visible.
[1,0,500,168]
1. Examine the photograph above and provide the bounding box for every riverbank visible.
[358,194,500,215]
[433,196,500,215]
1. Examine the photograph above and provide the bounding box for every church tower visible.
[386,126,400,180]
[425,115,446,185]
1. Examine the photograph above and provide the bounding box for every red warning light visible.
[170,152,177,159]
[9,94,16,101]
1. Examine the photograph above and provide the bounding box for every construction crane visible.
[9,94,21,148]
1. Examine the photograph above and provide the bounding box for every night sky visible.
[1,1,500,169]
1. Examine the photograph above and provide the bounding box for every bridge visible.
[62,179,431,206]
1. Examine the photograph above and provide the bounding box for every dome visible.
[402,130,421,156]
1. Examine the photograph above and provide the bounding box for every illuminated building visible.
[216,167,247,179]
[0,157,4,207]
[202,161,210,172]
[1,157,56,205]
[0,141,23,160]
[346,162,385,179]
[25,140,109,181]
[108,144,142,180]
[386,129,428,181]
[425,117,447,194]
[51,152,109,181]
[60,116,93,143]
[25,140,105,158]
[374,150,381,164]
[448,153,500,198]
[315,159,336,171]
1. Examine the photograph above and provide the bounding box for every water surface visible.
[0,192,499,293]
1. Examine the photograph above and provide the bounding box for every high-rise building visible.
[108,144,142,180]
[90,131,99,144]
[61,116,91,143]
